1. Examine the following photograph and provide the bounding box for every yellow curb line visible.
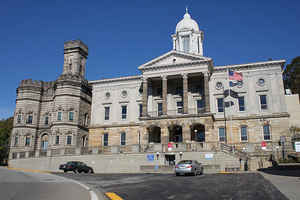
[105,192,123,200]
[219,171,235,174]
[6,167,52,174]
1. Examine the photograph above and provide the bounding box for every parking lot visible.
[55,172,287,200]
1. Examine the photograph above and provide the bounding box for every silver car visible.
[175,160,203,176]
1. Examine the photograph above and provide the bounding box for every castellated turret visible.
[10,40,92,159]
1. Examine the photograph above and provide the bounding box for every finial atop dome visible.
[175,8,199,33]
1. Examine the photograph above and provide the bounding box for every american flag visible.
[228,69,243,81]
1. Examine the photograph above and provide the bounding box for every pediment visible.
[138,50,210,70]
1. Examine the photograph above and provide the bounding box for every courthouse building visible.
[10,10,290,159]
[88,10,290,154]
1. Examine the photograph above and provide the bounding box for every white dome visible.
[175,11,199,33]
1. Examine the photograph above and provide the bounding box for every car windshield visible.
[178,160,192,164]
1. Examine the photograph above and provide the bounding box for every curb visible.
[6,167,104,200]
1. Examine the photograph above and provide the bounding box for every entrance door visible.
[165,154,176,166]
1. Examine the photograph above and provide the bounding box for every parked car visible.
[59,161,94,173]
[175,160,203,176]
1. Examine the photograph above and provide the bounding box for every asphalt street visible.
[0,167,91,200]
[56,172,288,200]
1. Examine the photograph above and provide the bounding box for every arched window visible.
[41,134,49,150]
[263,124,271,140]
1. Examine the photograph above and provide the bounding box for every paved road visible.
[56,173,287,200]
[0,167,91,200]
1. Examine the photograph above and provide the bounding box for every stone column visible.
[162,76,168,115]
[142,78,148,117]
[182,74,188,114]
[204,73,210,113]
[182,124,191,143]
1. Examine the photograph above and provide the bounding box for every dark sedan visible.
[59,161,94,173]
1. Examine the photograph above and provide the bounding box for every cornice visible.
[89,75,142,85]
[214,60,285,73]
[89,122,141,129]
[140,113,215,121]
[214,112,290,121]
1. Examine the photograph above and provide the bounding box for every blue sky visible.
[0,0,299,119]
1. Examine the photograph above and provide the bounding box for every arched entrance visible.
[168,125,182,142]
[148,125,161,143]
[191,124,205,142]
[41,134,49,150]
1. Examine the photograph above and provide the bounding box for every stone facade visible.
[10,10,292,164]
[88,10,290,156]
[10,40,92,159]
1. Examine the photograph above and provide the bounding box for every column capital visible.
[142,77,148,82]
[182,73,188,79]
[161,75,167,81]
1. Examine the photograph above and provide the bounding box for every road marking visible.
[6,167,51,174]
[105,192,123,200]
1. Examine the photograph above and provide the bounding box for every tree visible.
[0,117,13,165]
[283,56,300,95]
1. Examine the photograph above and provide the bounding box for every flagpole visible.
[227,68,233,146]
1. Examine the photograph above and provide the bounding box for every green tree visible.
[283,56,300,95]
[0,117,13,165]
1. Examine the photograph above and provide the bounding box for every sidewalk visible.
[259,164,300,200]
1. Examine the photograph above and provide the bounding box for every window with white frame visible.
[66,135,72,145]
[241,126,248,141]
[263,124,271,140]
[103,133,108,146]
[197,99,205,113]
[219,127,226,142]
[69,112,74,121]
[217,98,224,112]
[14,135,19,146]
[105,107,110,120]
[57,112,62,121]
[157,103,163,116]
[121,105,127,119]
[25,136,30,146]
[55,135,59,145]
[121,132,126,146]
[260,95,268,110]
[238,96,245,111]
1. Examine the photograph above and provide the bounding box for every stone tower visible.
[10,40,92,159]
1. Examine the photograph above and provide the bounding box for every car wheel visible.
[64,170,67,173]
[175,173,179,176]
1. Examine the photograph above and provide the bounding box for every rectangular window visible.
[182,35,190,53]
[25,136,30,146]
[219,127,226,142]
[177,101,183,114]
[121,132,126,146]
[197,99,205,113]
[121,105,127,119]
[157,87,162,97]
[57,112,62,121]
[69,112,74,121]
[104,107,110,120]
[45,116,49,125]
[217,98,224,112]
[241,126,248,141]
[103,133,108,146]
[139,104,143,117]
[238,96,245,111]
[158,103,163,116]
[263,125,271,140]
[55,135,59,145]
[26,115,33,124]
[67,135,72,145]
[260,95,268,110]
[17,115,21,124]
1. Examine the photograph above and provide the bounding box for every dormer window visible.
[182,35,190,53]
